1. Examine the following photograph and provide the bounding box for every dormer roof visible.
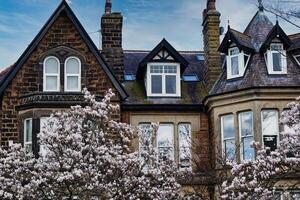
[260,22,292,52]
[136,39,188,80]
[219,27,254,54]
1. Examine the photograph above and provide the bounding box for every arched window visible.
[43,56,60,91]
[64,57,81,92]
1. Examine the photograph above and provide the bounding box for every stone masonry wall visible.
[202,6,221,91]
[101,13,124,82]
[0,11,121,146]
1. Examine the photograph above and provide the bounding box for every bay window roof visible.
[210,8,300,96]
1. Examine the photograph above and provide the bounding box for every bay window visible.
[261,110,279,151]
[43,56,60,91]
[24,118,33,153]
[239,111,254,161]
[178,123,191,169]
[147,63,180,97]
[221,114,236,161]
[65,57,81,92]
[265,43,287,74]
[226,47,250,79]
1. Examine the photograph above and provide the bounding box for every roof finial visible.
[258,0,264,12]
[105,0,112,14]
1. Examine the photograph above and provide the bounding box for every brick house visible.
[0,0,299,199]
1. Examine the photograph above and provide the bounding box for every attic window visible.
[124,73,136,81]
[226,47,250,79]
[265,43,287,74]
[183,74,199,82]
[146,63,180,97]
[294,55,300,65]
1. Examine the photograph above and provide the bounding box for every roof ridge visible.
[123,50,204,54]
[230,28,251,38]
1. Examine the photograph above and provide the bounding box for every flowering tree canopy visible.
[0,89,182,200]
[221,98,300,200]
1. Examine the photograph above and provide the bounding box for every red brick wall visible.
[0,12,121,146]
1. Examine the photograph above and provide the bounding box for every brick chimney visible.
[202,0,221,91]
[101,0,124,82]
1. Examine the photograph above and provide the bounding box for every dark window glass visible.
[272,52,282,71]
[165,75,176,94]
[151,75,162,94]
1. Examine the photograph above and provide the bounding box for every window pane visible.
[222,115,235,160]
[46,76,58,91]
[242,136,254,160]
[272,52,282,71]
[40,117,48,157]
[165,75,176,94]
[231,56,239,75]
[271,44,283,51]
[45,57,59,73]
[224,138,236,161]
[151,75,162,94]
[150,65,163,73]
[230,48,239,55]
[157,124,174,160]
[239,112,254,160]
[139,123,152,147]
[164,65,177,73]
[222,115,234,139]
[66,58,80,74]
[179,124,191,168]
[67,76,79,91]
[262,110,278,136]
[240,112,253,137]
[25,119,32,142]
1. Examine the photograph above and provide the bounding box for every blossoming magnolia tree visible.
[221,98,300,200]
[0,89,182,200]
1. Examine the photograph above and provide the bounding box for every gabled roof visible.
[136,39,188,80]
[219,27,254,54]
[0,0,128,100]
[260,22,292,52]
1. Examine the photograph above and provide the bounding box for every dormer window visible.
[226,47,250,79]
[265,43,287,74]
[146,63,180,97]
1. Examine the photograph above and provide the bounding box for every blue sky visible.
[0,0,299,69]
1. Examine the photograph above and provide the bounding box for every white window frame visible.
[178,123,192,169]
[24,118,33,152]
[261,110,279,150]
[265,43,287,74]
[239,111,254,161]
[146,63,181,97]
[43,56,60,92]
[64,56,81,92]
[293,54,300,66]
[221,114,236,161]
[226,47,250,79]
